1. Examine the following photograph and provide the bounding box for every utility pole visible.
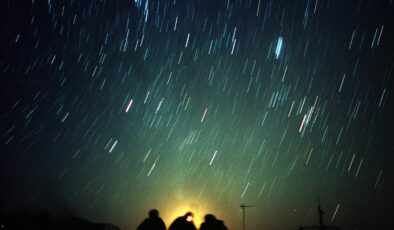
[240,204,254,230]
[298,196,341,230]
[317,196,325,227]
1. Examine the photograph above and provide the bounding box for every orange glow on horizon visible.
[162,204,206,228]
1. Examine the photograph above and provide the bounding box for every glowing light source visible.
[162,202,208,228]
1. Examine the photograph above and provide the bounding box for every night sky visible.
[1,0,393,229]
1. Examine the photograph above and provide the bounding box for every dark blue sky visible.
[1,0,393,229]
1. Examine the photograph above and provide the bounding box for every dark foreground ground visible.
[0,207,121,230]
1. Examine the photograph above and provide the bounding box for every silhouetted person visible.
[137,209,166,230]
[168,212,197,230]
[200,214,227,230]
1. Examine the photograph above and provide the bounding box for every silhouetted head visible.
[184,212,194,222]
[149,209,159,218]
[204,214,216,222]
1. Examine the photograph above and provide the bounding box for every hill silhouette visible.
[0,206,121,230]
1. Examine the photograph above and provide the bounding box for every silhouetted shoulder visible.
[217,220,227,230]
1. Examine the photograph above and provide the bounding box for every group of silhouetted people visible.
[137,209,227,230]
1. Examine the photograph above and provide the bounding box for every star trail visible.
[0,0,393,229]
